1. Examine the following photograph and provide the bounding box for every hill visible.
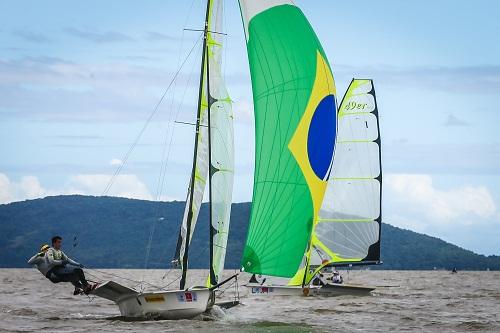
[0,195,498,270]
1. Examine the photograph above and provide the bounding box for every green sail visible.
[239,1,337,278]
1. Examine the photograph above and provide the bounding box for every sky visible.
[1,0,499,255]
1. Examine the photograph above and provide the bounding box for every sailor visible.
[311,273,326,286]
[44,236,92,295]
[27,244,51,276]
[331,270,343,284]
[249,274,266,285]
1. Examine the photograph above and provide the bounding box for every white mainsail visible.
[311,79,382,270]
[206,0,235,287]
[175,0,234,289]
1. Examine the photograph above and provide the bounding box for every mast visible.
[179,0,212,290]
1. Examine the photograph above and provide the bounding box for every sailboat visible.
[237,1,382,296]
[305,78,381,296]
[91,0,236,319]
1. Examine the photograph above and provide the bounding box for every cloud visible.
[12,30,51,43]
[144,31,176,41]
[109,158,123,166]
[0,56,198,122]
[64,27,133,43]
[386,174,496,224]
[0,173,49,204]
[68,174,152,200]
[383,143,500,175]
[444,114,469,127]
[0,173,152,204]
[335,64,500,94]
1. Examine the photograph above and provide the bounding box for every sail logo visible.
[343,101,368,111]
[177,292,197,302]
[144,295,165,303]
[307,94,336,180]
[289,51,337,217]
[251,286,274,294]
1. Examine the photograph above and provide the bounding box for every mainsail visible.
[238,1,337,278]
[175,0,234,289]
[206,0,234,287]
[307,79,382,280]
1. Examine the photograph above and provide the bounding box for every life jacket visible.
[47,247,64,261]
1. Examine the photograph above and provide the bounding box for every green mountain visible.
[0,195,498,270]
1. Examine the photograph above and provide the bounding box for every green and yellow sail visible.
[238,0,337,278]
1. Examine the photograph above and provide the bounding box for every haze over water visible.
[1,269,499,332]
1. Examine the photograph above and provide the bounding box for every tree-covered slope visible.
[0,195,498,270]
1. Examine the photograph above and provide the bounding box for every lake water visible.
[0,269,499,332]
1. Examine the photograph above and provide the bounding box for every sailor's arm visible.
[27,253,42,265]
[61,251,81,266]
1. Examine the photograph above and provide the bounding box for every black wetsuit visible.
[46,264,89,289]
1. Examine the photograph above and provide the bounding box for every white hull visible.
[245,283,374,297]
[244,283,321,296]
[91,281,211,320]
[317,283,375,296]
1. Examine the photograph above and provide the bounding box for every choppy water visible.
[0,269,499,332]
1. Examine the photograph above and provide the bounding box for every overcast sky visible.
[1,0,499,255]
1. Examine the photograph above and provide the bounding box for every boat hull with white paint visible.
[244,282,374,297]
[316,283,375,296]
[244,283,321,296]
[91,281,212,320]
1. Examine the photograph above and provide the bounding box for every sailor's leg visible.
[53,266,80,284]
[73,268,89,287]
[46,268,62,283]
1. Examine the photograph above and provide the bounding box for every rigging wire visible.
[85,267,174,292]
[101,35,203,197]
[143,39,202,273]
[140,0,202,288]
[75,35,203,291]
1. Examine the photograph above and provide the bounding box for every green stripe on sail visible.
[240,4,331,278]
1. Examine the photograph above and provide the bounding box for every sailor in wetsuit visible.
[331,270,343,284]
[41,236,92,295]
[27,244,51,276]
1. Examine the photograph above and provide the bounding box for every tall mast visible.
[179,0,212,290]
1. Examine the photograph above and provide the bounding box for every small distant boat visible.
[237,1,382,297]
[92,0,236,319]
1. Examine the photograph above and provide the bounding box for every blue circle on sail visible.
[307,95,336,180]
